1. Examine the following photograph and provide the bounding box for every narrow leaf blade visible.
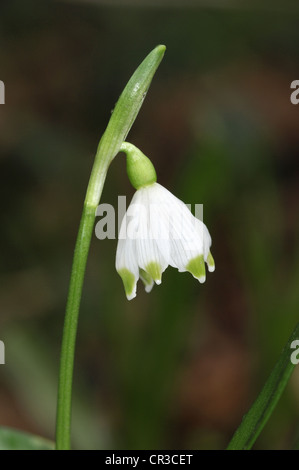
[227,323,299,450]
[0,426,54,450]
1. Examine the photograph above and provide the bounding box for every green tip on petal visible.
[139,268,154,293]
[145,262,162,285]
[186,255,206,283]
[207,251,215,272]
[117,268,136,300]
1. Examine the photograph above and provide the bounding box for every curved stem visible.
[55,45,166,450]
[55,201,101,450]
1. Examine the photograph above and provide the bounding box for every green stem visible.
[55,202,98,450]
[55,45,166,450]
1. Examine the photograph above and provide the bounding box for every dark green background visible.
[0,0,298,449]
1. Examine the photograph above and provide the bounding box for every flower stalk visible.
[55,45,166,450]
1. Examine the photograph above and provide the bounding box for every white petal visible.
[116,206,140,300]
[193,218,211,259]
[135,187,168,283]
[156,188,204,266]
[194,219,215,272]
[147,183,209,282]
[139,268,154,293]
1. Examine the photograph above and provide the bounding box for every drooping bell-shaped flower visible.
[116,143,215,300]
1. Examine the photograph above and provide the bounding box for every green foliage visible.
[0,427,54,450]
[227,323,299,449]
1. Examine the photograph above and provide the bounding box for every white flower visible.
[116,182,215,300]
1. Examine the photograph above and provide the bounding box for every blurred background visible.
[0,0,298,450]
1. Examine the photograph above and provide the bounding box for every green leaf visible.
[227,323,299,450]
[86,44,166,207]
[0,426,54,450]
